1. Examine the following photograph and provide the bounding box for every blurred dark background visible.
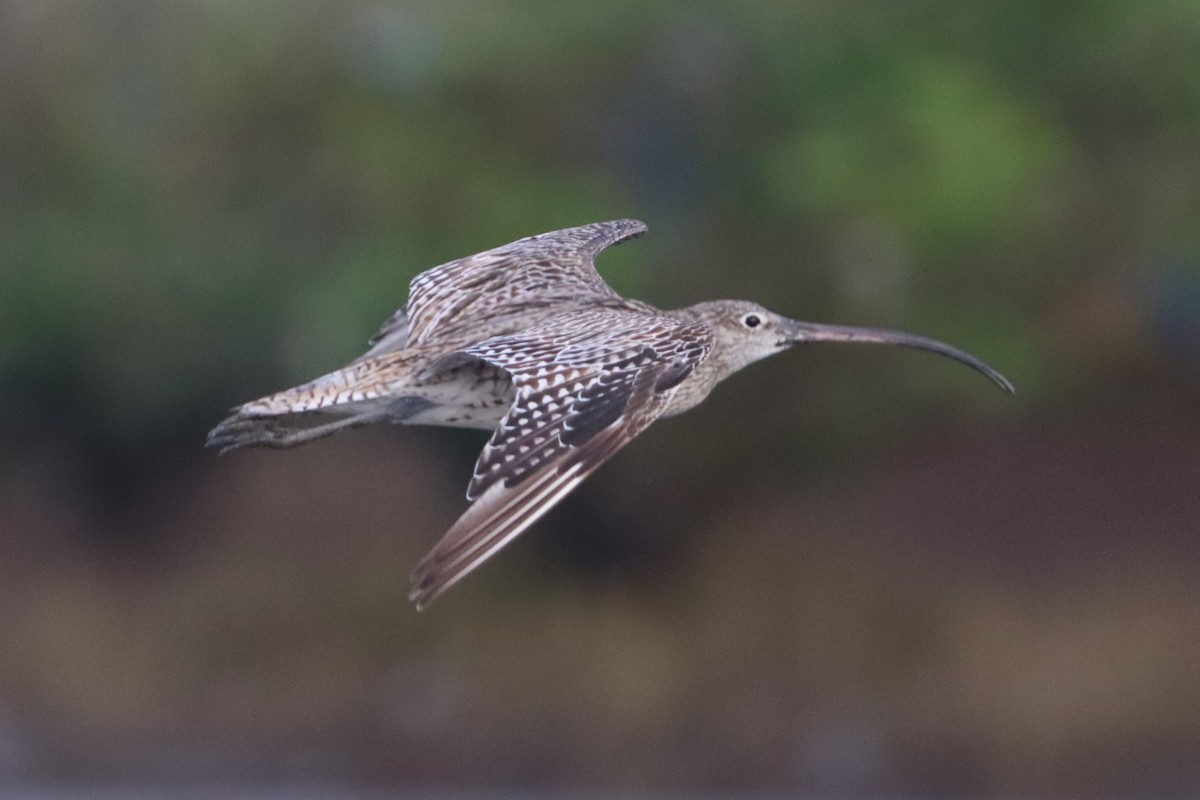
[1,1,1199,797]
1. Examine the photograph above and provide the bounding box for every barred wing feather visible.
[404,220,647,346]
[408,310,712,609]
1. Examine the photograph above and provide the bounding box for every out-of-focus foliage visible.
[1,1,1198,796]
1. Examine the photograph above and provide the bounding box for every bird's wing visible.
[408,309,712,609]
[354,308,410,362]
[404,220,647,347]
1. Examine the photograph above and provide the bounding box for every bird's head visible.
[685,300,799,374]
[682,299,1015,393]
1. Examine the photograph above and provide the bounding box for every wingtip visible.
[617,218,648,239]
[407,566,440,611]
[588,218,648,246]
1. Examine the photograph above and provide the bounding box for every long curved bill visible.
[782,320,1015,394]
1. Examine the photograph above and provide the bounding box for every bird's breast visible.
[660,369,718,417]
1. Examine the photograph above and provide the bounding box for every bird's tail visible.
[206,356,417,454]
[204,406,385,454]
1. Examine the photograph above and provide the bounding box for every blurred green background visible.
[2,1,1199,796]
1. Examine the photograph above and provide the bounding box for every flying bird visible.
[207,220,1013,609]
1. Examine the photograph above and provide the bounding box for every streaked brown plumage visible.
[207,220,1014,609]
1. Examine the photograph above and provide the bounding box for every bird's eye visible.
[743,314,761,328]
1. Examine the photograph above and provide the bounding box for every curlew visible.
[207,220,1013,609]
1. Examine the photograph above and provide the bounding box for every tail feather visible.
[206,348,478,453]
[206,395,439,455]
[204,409,375,454]
[240,370,387,416]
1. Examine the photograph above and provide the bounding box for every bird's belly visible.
[406,400,510,430]
[398,362,516,430]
